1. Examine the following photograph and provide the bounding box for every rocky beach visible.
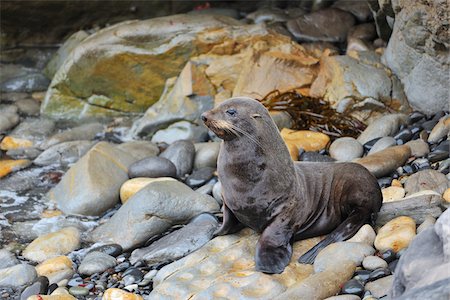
[0,0,449,299]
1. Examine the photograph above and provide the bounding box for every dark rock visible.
[332,0,372,22]
[128,157,177,179]
[363,138,382,152]
[380,249,396,263]
[388,259,399,273]
[287,8,355,43]
[341,278,365,296]
[408,111,426,124]
[89,244,123,257]
[378,177,393,188]
[394,128,413,145]
[299,151,335,162]
[354,270,371,283]
[114,261,131,273]
[411,158,430,171]
[368,268,390,281]
[67,276,83,287]
[160,140,195,178]
[122,267,143,286]
[20,276,49,300]
[347,23,377,41]
[185,167,215,188]
[47,283,58,294]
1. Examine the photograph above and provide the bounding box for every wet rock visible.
[347,23,377,41]
[212,181,223,205]
[22,227,80,262]
[128,157,177,179]
[0,92,28,102]
[356,145,411,178]
[89,244,122,257]
[299,151,335,162]
[78,251,117,276]
[0,263,37,287]
[368,136,397,155]
[0,105,19,132]
[103,288,143,300]
[428,115,449,143]
[368,268,391,281]
[20,276,49,300]
[119,177,176,204]
[48,142,140,216]
[35,257,74,285]
[194,142,221,169]
[116,141,159,161]
[382,1,448,115]
[151,121,209,144]
[340,278,364,296]
[130,213,218,265]
[2,118,55,149]
[90,180,219,250]
[377,191,443,225]
[34,141,97,166]
[68,286,89,297]
[405,139,430,157]
[287,8,355,43]
[0,158,32,178]
[122,267,143,286]
[0,136,33,150]
[374,216,416,252]
[151,228,321,299]
[0,249,19,270]
[365,275,393,298]
[382,186,405,202]
[404,169,450,195]
[6,147,42,160]
[310,56,409,119]
[329,137,363,161]
[347,224,376,246]
[314,242,375,273]
[185,167,215,188]
[41,123,104,149]
[417,215,436,234]
[0,65,50,92]
[332,0,372,22]
[357,114,408,145]
[281,129,330,152]
[363,255,388,270]
[325,295,360,300]
[14,98,40,116]
[160,140,195,178]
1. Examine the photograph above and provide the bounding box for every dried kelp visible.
[259,90,366,138]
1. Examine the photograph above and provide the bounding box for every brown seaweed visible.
[259,90,366,139]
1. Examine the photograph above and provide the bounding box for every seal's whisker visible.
[228,123,266,151]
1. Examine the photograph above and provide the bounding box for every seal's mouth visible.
[204,119,235,139]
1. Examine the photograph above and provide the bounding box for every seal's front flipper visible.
[255,218,293,274]
[214,202,244,237]
[298,210,368,264]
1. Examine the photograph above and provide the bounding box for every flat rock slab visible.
[150,228,322,299]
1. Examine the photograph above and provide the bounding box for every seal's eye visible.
[226,108,237,117]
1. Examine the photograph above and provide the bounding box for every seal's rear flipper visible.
[255,218,293,274]
[214,202,244,237]
[298,210,368,264]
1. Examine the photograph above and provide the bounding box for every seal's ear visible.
[252,114,262,119]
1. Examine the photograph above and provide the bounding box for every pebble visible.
[0,105,20,132]
[353,269,371,283]
[411,158,431,171]
[102,288,143,300]
[362,255,388,270]
[394,128,413,144]
[281,128,330,152]
[6,147,42,160]
[367,136,396,155]
[0,159,32,178]
[381,186,405,202]
[388,259,399,273]
[41,123,104,149]
[428,115,449,143]
[365,275,394,298]
[347,224,376,246]
[28,295,75,300]
[33,140,97,166]
[116,141,159,161]
[6,118,55,147]
[357,114,408,145]
[212,181,223,205]
[368,268,391,281]
[0,263,37,287]
[332,0,372,22]
[185,167,215,188]
[128,156,177,179]
[356,145,411,178]
[151,121,209,144]
[68,286,89,296]
[443,188,450,203]
[416,215,437,234]
[375,216,416,252]
[15,98,41,116]
[22,227,81,262]
[119,177,176,203]
[122,268,143,286]
[20,276,49,300]
[0,136,33,150]
[89,244,123,257]
[193,142,221,169]
[160,140,195,178]
[340,278,364,296]
[35,256,73,283]
[347,23,377,41]
[0,249,19,270]
[406,139,430,157]
[404,169,449,195]
[314,242,375,272]
[380,249,397,264]
[78,251,117,275]
[329,137,363,161]
[299,151,336,162]
[325,295,360,300]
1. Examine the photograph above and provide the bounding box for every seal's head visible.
[201,97,271,141]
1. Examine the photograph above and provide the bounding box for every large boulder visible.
[90,180,220,250]
[47,142,140,216]
[41,14,242,119]
[382,0,449,115]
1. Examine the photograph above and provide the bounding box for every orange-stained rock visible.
[0,136,33,150]
[281,128,330,152]
[102,288,143,300]
[0,159,31,178]
[374,216,416,252]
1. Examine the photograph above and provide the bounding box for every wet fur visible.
[202,97,382,274]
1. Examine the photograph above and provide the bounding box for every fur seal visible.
[201,97,382,274]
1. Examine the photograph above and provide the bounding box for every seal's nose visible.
[201,113,208,122]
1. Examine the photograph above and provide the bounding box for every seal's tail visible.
[298,208,370,264]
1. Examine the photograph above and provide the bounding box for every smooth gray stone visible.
[8,118,55,146]
[41,122,104,149]
[15,98,40,116]
[0,104,19,133]
[78,251,117,276]
[357,114,408,145]
[130,213,218,265]
[6,147,42,160]
[365,275,393,298]
[0,264,37,287]
[368,136,397,155]
[20,276,49,300]
[1,70,50,92]
[405,139,430,158]
[116,141,159,161]
[151,121,209,144]
[160,140,195,178]
[194,142,220,169]
[404,169,450,196]
[34,140,97,166]
[329,137,363,161]
[128,156,177,179]
[0,249,19,270]
[90,180,220,250]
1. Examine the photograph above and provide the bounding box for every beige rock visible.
[404,169,450,196]
[22,227,80,263]
[102,288,145,300]
[35,256,73,277]
[405,139,429,157]
[281,128,330,152]
[365,275,394,298]
[151,228,321,299]
[286,142,299,161]
[0,136,33,150]
[0,159,31,178]
[347,224,376,246]
[28,295,75,300]
[356,145,411,178]
[41,209,63,218]
[416,215,436,234]
[391,179,402,187]
[374,216,416,252]
[428,115,450,143]
[444,188,450,203]
[120,177,176,204]
[50,287,70,295]
[382,186,406,202]
[324,295,360,300]
[274,261,356,300]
